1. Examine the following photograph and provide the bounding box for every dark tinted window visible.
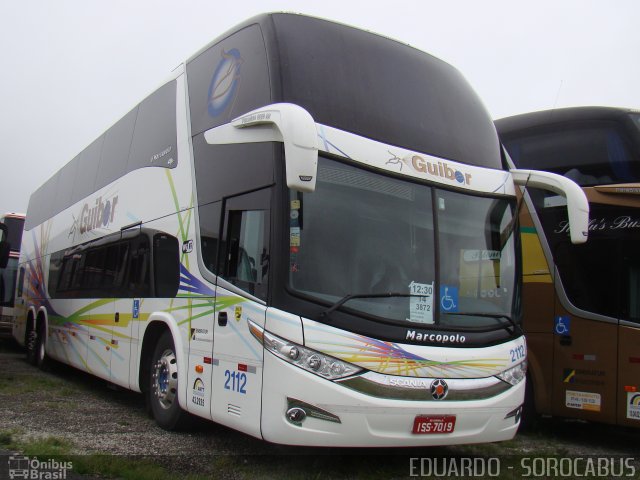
[271,14,501,169]
[153,233,180,297]
[54,157,79,218]
[26,82,177,231]
[2,216,24,252]
[84,247,106,289]
[186,24,271,136]
[0,257,17,307]
[25,172,59,231]
[48,230,178,299]
[128,81,178,171]
[531,191,640,323]
[504,121,640,186]
[198,201,222,274]
[96,107,138,188]
[219,188,270,300]
[71,135,104,205]
[194,139,273,276]
[127,235,151,297]
[193,138,274,205]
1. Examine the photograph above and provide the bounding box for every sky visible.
[1,0,639,215]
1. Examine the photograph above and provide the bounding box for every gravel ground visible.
[0,337,638,479]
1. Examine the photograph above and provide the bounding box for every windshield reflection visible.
[289,157,518,329]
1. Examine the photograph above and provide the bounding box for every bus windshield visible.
[0,256,18,308]
[289,157,518,329]
[528,190,640,322]
[502,113,640,186]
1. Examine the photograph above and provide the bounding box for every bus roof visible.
[187,12,501,170]
[495,106,639,136]
[1,213,25,220]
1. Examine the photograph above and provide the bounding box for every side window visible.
[198,201,222,274]
[186,24,270,135]
[71,136,104,206]
[48,230,180,299]
[48,251,63,297]
[153,233,179,298]
[63,255,81,294]
[53,157,79,219]
[127,236,151,297]
[95,107,138,189]
[128,81,177,172]
[220,188,270,300]
[25,171,59,230]
[103,242,129,293]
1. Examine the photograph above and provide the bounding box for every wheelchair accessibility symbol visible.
[555,316,570,335]
[440,285,458,313]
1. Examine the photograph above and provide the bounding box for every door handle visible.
[218,312,228,327]
[115,312,120,323]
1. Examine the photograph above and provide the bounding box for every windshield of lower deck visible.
[288,157,518,328]
[0,257,18,307]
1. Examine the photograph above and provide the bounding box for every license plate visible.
[412,415,456,434]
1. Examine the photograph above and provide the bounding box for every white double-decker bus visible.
[13,14,588,446]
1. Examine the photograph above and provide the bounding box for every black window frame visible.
[48,229,179,299]
[218,188,271,301]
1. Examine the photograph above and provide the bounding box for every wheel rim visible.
[152,348,178,410]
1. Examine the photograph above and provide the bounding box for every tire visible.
[27,319,50,370]
[518,375,538,431]
[148,330,190,430]
[25,323,38,366]
[36,321,51,370]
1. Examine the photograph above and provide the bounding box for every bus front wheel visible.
[148,330,190,430]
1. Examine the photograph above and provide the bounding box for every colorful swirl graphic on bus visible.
[208,48,243,117]
[306,329,507,378]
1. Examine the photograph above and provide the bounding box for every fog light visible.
[286,407,307,425]
[287,398,341,426]
[505,405,523,424]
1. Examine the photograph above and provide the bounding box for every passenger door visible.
[549,223,618,425]
[616,233,640,427]
[210,188,269,437]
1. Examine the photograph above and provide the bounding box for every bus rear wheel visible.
[26,323,38,366]
[148,331,190,430]
[26,320,49,370]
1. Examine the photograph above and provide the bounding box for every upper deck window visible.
[272,14,501,170]
[503,119,640,186]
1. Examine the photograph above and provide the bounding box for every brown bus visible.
[496,107,640,428]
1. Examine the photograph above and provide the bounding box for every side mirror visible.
[511,168,589,245]
[204,103,319,192]
[0,223,9,269]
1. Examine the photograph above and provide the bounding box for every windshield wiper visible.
[320,292,420,320]
[442,312,522,337]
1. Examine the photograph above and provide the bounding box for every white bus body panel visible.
[258,309,524,446]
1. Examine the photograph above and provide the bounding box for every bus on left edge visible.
[0,213,25,338]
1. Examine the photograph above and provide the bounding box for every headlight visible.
[496,360,527,386]
[251,323,362,380]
